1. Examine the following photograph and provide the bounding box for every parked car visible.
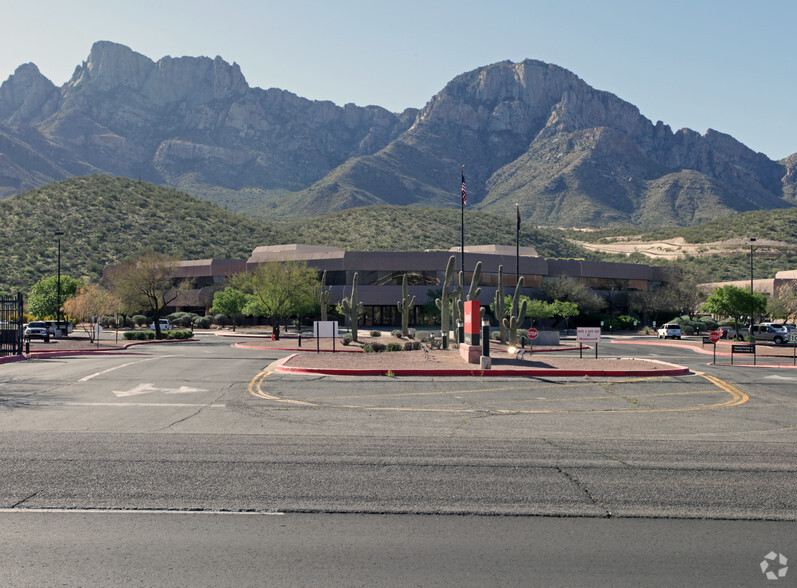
[24,321,49,340]
[657,324,682,339]
[717,326,736,339]
[752,323,789,345]
[150,318,172,331]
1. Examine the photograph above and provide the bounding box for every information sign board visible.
[577,327,601,343]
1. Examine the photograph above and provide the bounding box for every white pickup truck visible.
[657,324,682,339]
[150,318,172,331]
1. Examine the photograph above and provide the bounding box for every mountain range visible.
[1,41,795,227]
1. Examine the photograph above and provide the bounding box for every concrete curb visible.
[4,338,200,362]
[273,355,690,378]
[234,342,363,353]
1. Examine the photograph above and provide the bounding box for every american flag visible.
[461,171,467,206]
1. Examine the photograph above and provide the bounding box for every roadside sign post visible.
[577,327,601,359]
[313,321,338,353]
[526,327,538,356]
[791,332,797,366]
[731,343,755,366]
[709,331,721,364]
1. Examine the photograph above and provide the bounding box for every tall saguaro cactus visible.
[339,272,364,342]
[314,270,332,322]
[435,256,460,343]
[493,265,507,343]
[502,276,527,346]
[457,261,483,316]
[397,274,416,336]
[453,261,484,343]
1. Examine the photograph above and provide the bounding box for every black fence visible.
[0,293,24,357]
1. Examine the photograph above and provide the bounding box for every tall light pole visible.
[55,231,64,335]
[749,237,756,334]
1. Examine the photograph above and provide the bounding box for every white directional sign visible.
[577,327,601,343]
[112,383,207,397]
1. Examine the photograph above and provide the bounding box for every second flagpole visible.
[460,166,466,273]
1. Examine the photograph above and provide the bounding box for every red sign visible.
[709,331,721,343]
[526,328,539,339]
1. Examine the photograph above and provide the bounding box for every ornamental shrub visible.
[391,329,402,338]
[403,340,421,351]
[193,316,212,329]
[362,343,374,353]
[386,342,402,352]
[99,315,117,328]
[369,342,386,353]
[133,315,148,327]
[370,330,382,337]
[341,333,353,346]
[213,314,230,326]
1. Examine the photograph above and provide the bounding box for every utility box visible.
[463,300,480,346]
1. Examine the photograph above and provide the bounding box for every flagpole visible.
[460,166,466,273]
[516,203,520,283]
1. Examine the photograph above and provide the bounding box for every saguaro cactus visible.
[435,256,460,345]
[314,270,332,322]
[397,274,416,336]
[502,276,527,346]
[339,272,364,342]
[493,265,507,343]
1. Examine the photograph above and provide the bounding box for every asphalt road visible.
[1,333,795,586]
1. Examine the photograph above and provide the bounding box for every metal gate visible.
[0,293,24,357]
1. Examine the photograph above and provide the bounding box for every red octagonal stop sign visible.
[709,331,721,343]
[527,328,539,339]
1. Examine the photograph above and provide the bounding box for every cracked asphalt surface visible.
[1,333,795,585]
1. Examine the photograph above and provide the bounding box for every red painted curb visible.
[275,365,690,377]
[16,338,200,361]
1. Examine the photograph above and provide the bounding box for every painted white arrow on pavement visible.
[112,383,208,397]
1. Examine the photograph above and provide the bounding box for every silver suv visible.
[24,321,49,340]
[657,323,682,339]
[752,323,789,345]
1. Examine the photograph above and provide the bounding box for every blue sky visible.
[2,0,795,160]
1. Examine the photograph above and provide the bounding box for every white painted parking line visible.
[79,356,173,382]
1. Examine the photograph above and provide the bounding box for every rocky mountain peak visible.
[65,41,248,105]
[0,62,59,122]
[67,41,155,90]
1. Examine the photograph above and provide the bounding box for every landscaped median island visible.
[232,332,690,377]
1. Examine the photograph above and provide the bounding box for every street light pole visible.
[55,231,64,335]
[749,237,756,335]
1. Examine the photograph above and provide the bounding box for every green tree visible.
[524,298,554,326]
[210,287,248,330]
[28,275,83,319]
[550,300,579,331]
[701,285,767,337]
[230,261,319,330]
